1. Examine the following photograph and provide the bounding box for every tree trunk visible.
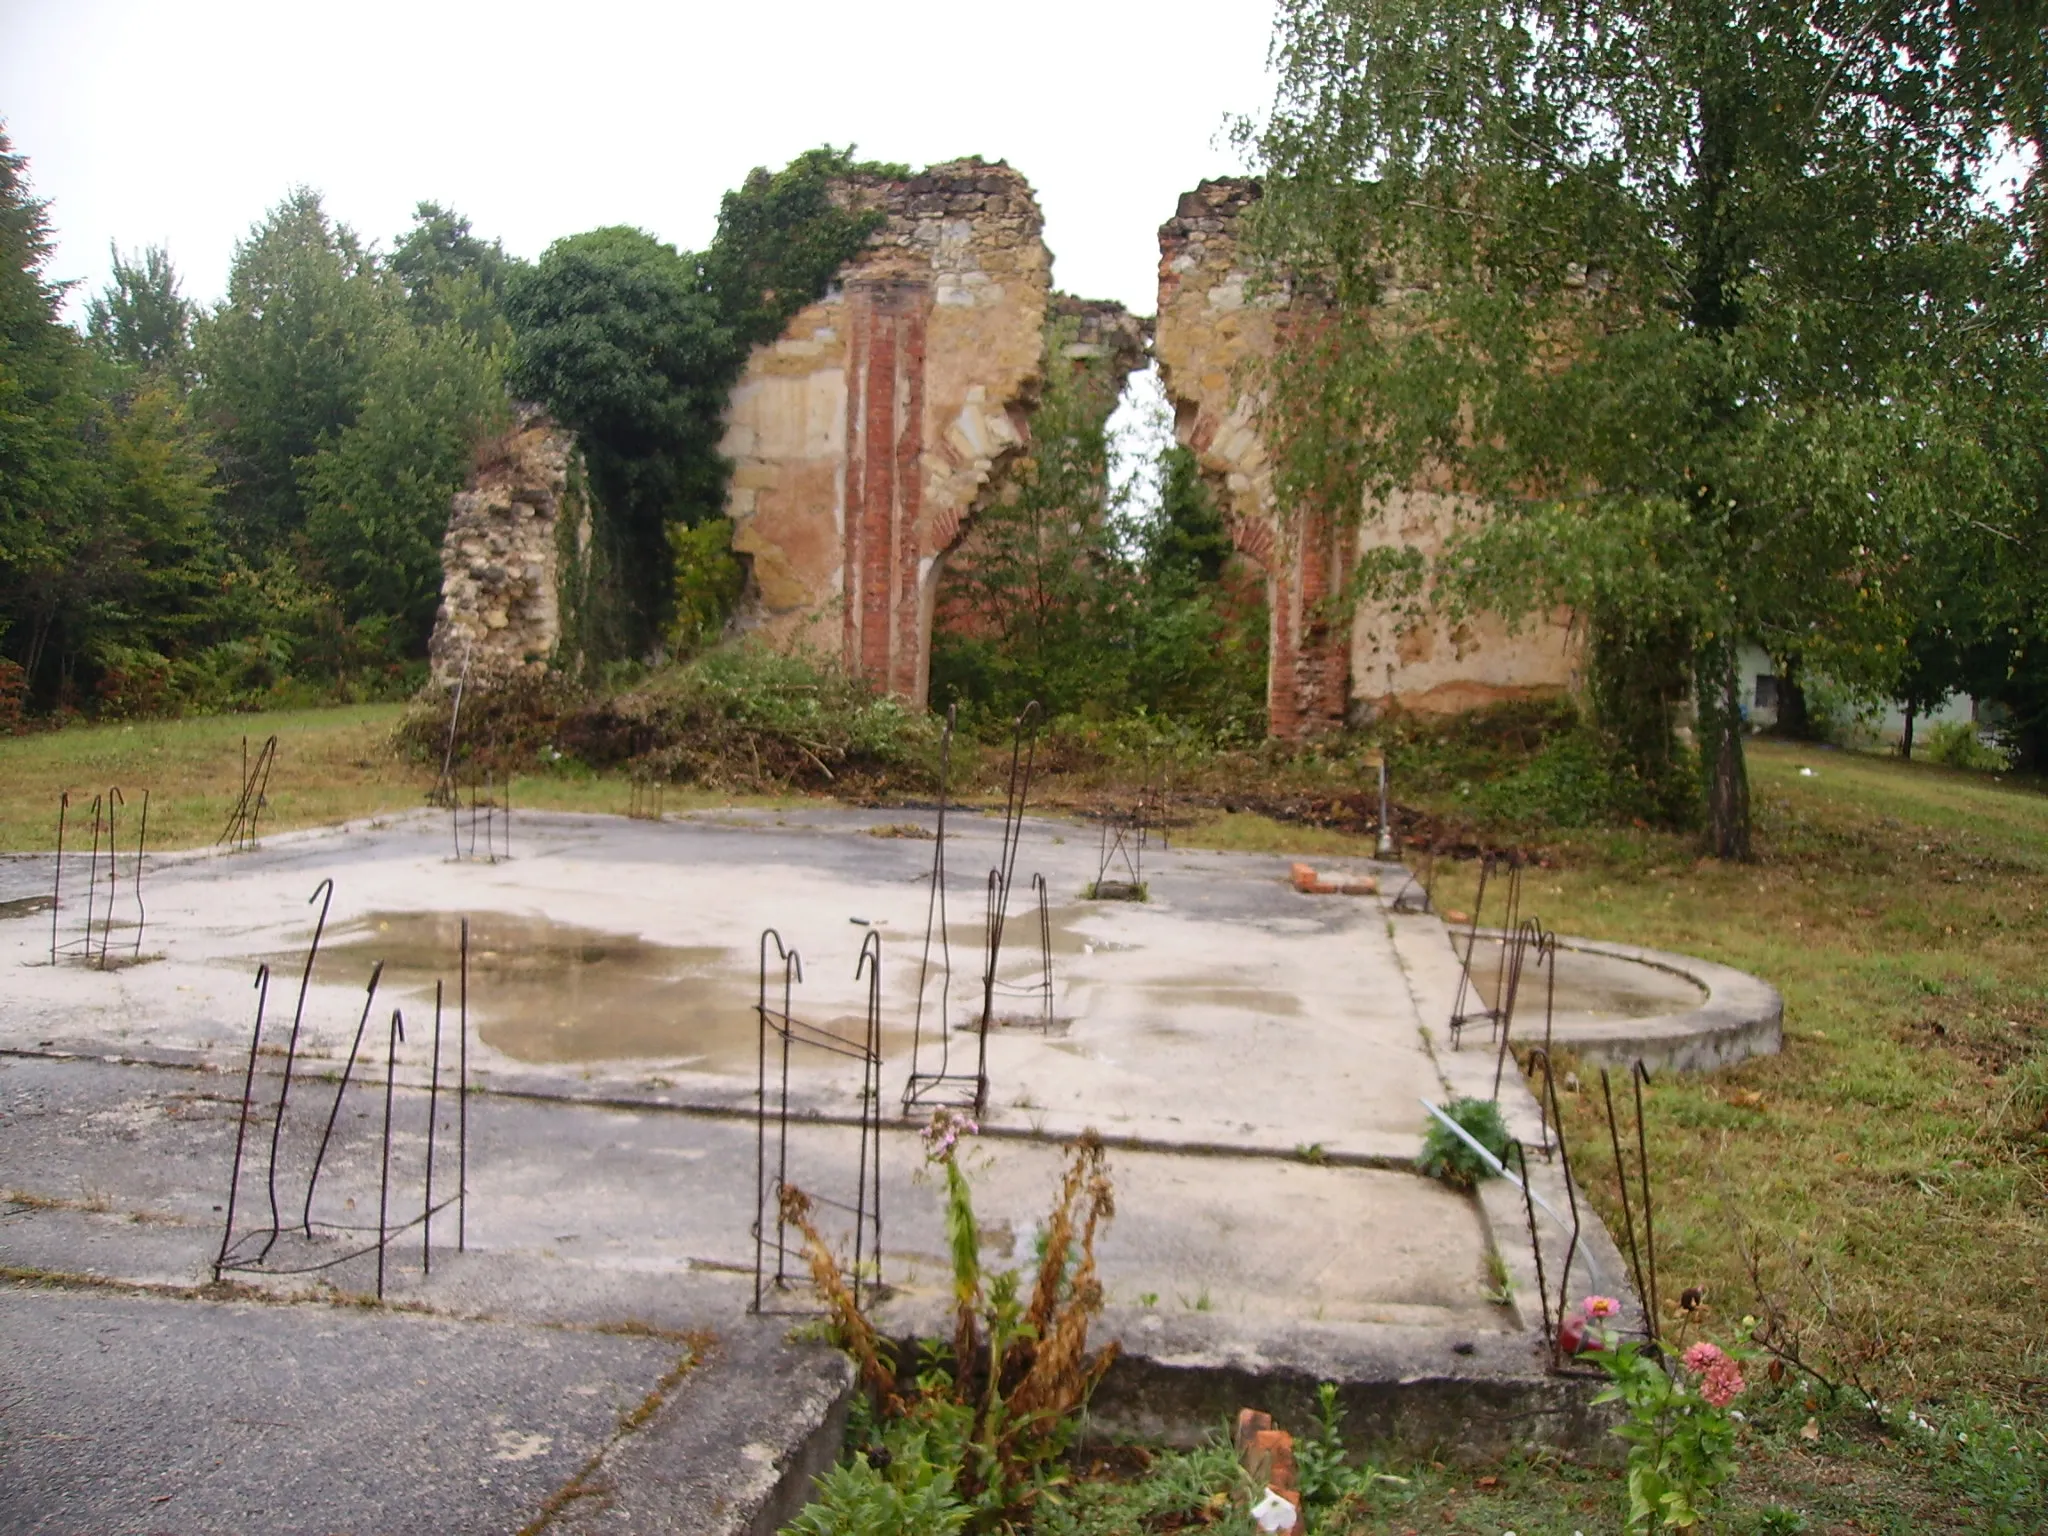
[1696,637,1752,860]
[1774,653,1811,740]
[1590,607,1692,823]
[1900,705,1916,760]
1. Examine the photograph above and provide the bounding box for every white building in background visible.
[1735,644,1975,748]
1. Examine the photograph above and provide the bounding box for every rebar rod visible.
[377,1008,404,1299]
[99,788,121,968]
[215,965,271,1282]
[1632,1061,1660,1331]
[130,789,148,959]
[50,791,66,966]
[458,917,469,1252]
[854,931,883,1308]
[1601,1066,1650,1338]
[424,980,442,1272]
[259,878,333,1258]
[302,961,384,1232]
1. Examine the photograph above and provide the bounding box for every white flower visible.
[1250,1488,1296,1532]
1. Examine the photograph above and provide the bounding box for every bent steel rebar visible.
[49,791,67,966]
[1534,1049,1587,1364]
[128,789,148,961]
[301,960,386,1233]
[1599,1061,1662,1340]
[903,708,968,1113]
[429,651,470,810]
[985,872,1054,1031]
[98,788,121,968]
[458,917,470,1252]
[258,879,333,1258]
[1389,845,1437,915]
[219,735,278,851]
[48,788,150,968]
[753,927,885,1314]
[217,926,473,1299]
[1491,920,1556,1100]
[1448,853,1525,1048]
[215,964,272,1283]
[376,1008,404,1299]
[424,981,443,1271]
[450,770,511,863]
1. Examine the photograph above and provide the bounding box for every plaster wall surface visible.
[721,160,1052,703]
[1351,488,1580,717]
[1155,180,1579,731]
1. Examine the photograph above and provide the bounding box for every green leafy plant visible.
[1417,1096,1509,1190]
[1031,1434,1256,1536]
[1295,1382,1378,1509]
[1920,720,2010,773]
[1578,1298,1747,1531]
[779,1111,1119,1530]
[781,1429,974,1536]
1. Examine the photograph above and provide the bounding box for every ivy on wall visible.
[506,147,904,668]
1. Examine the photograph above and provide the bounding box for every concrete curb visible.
[1463,928,1783,1073]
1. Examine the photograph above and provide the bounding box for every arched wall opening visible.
[926,343,1269,735]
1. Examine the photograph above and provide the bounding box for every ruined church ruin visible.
[430,159,1577,737]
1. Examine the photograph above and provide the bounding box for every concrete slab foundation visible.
[0,804,1725,1528]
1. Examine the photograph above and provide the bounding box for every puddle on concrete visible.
[311,912,766,1069]
[945,906,1134,960]
[1452,937,1706,1020]
[1136,981,1303,1017]
[0,894,55,921]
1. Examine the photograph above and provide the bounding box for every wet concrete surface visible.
[0,805,1665,1525]
[0,1284,687,1536]
[1,808,1448,1159]
[1451,930,1709,1026]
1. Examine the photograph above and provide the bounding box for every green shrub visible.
[1925,1400,2048,1536]
[781,1430,971,1536]
[1920,719,2009,773]
[1384,698,1689,830]
[668,517,745,659]
[1417,1096,1510,1189]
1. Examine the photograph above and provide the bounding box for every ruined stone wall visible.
[428,405,579,689]
[1154,179,1578,735]
[720,159,1052,704]
[1351,489,1579,715]
[1156,180,1352,739]
[931,295,1152,644]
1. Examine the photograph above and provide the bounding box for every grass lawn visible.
[1169,738,2048,1534]
[0,705,802,853]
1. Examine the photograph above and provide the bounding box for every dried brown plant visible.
[779,1183,899,1408]
[1007,1132,1119,1426]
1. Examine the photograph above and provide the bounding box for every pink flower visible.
[1680,1341,1746,1405]
[1682,1341,1727,1374]
[1582,1294,1622,1321]
[1701,1359,1747,1407]
[921,1107,978,1163]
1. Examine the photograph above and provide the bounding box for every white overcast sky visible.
[1,0,1279,324]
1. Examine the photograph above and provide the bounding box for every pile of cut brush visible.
[397,645,942,794]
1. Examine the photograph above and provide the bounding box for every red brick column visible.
[842,279,932,698]
[1261,506,1350,740]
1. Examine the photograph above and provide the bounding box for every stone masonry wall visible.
[932,295,1152,643]
[428,405,577,689]
[1154,179,1578,736]
[720,159,1052,704]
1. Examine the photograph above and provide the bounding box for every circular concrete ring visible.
[1471,929,1782,1074]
